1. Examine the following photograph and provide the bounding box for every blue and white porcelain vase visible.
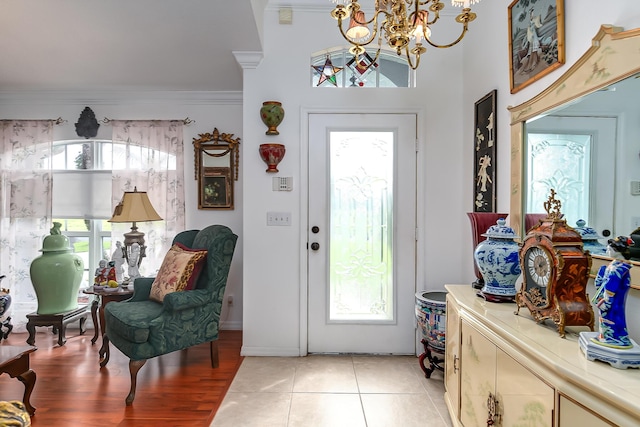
[591,260,632,348]
[575,219,607,256]
[473,218,521,302]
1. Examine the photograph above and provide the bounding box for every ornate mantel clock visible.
[515,190,595,337]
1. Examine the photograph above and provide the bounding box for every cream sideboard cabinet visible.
[444,285,640,427]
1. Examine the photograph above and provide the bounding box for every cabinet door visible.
[445,299,461,418]
[496,349,554,427]
[558,395,615,427]
[460,321,497,427]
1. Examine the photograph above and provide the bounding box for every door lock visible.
[310,242,320,251]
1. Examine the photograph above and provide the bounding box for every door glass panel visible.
[526,133,591,225]
[329,131,394,322]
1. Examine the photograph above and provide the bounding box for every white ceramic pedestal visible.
[579,331,640,369]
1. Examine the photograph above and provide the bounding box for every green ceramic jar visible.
[30,228,84,315]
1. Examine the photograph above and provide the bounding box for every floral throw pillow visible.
[149,243,208,303]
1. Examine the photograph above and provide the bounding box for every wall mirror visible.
[193,128,240,210]
[509,25,640,287]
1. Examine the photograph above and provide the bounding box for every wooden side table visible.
[25,305,89,347]
[0,345,37,416]
[83,287,134,345]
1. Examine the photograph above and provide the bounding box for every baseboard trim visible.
[240,346,301,357]
[220,320,242,331]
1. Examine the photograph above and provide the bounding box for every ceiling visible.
[0,0,324,92]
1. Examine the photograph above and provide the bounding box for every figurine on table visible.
[127,243,141,280]
[106,261,117,283]
[591,260,632,348]
[111,241,125,282]
[579,259,640,368]
[94,259,109,285]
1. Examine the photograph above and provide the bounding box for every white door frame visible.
[298,106,426,356]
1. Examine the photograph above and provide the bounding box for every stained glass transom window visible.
[311,48,413,88]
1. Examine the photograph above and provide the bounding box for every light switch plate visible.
[267,212,291,226]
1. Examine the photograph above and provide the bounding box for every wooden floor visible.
[0,328,243,427]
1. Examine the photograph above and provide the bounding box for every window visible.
[50,139,176,285]
[526,133,591,226]
[311,48,414,88]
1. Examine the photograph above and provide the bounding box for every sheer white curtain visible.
[0,120,53,331]
[110,120,186,277]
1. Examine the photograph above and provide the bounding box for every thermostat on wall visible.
[631,181,640,196]
[273,177,293,191]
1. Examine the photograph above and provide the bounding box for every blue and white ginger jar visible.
[575,219,607,256]
[473,218,521,298]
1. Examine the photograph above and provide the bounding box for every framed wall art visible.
[508,0,565,94]
[193,128,240,210]
[473,90,497,213]
[200,167,232,209]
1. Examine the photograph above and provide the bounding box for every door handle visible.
[310,242,320,251]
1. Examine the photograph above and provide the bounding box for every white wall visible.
[239,1,640,356]
[0,92,245,330]
[240,6,468,356]
[463,0,640,342]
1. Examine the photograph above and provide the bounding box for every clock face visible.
[523,246,552,308]
[526,247,551,287]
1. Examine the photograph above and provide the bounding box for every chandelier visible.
[330,0,480,70]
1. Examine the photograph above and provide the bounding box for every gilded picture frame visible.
[193,128,240,210]
[473,90,497,213]
[508,0,565,94]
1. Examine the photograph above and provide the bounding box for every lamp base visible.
[122,223,146,266]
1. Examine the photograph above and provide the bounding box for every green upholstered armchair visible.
[98,225,237,405]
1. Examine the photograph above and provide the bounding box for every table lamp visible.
[108,187,162,278]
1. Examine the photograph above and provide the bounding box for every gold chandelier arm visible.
[424,9,475,49]
[426,1,444,25]
[404,45,421,70]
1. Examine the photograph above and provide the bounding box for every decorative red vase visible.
[467,212,508,289]
[259,143,286,173]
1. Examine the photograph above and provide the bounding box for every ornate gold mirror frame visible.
[509,25,640,287]
[193,128,240,210]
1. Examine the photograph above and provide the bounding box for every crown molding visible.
[0,90,243,106]
[233,51,264,69]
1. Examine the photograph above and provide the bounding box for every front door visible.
[307,113,417,354]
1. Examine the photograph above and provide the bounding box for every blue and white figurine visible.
[574,219,607,256]
[579,260,640,369]
[473,218,521,302]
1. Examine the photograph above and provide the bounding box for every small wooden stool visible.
[26,305,89,346]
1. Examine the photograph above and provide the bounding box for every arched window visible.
[49,139,176,285]
[311,47,414,88]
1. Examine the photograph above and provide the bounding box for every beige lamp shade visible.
[108,187,162,223]
[346,10,370,40]
[108,187,162,272]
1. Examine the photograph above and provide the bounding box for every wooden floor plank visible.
[0,329,242,426]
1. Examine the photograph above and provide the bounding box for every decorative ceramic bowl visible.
[259,143,286,173]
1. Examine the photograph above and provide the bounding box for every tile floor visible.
[211,355,452,427]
